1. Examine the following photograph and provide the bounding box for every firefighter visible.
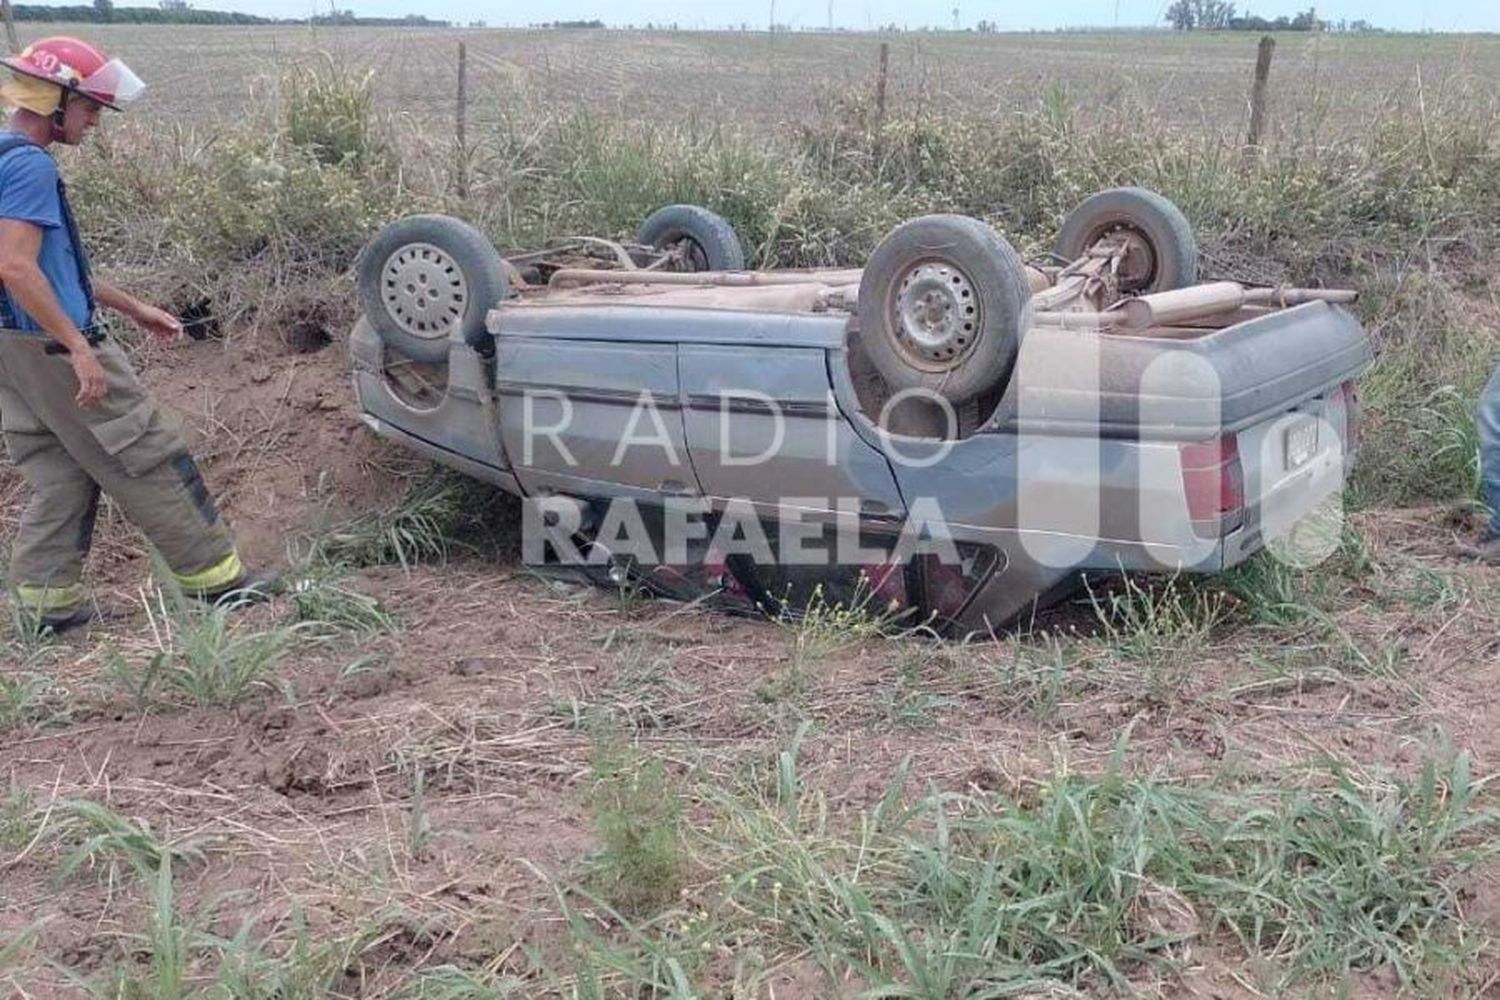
[1472,364,1500,563]
[0,36,275,633]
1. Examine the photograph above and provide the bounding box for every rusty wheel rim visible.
[890,259,981,371]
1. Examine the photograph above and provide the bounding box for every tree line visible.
[8,2,448,26]
[1164,2,1377,32]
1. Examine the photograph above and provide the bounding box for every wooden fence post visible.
[1245,34,1274,150]
[455,41,468,200]
[874,41,889,130]
[0,1,19,55]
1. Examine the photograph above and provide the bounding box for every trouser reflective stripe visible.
[14,581,87,613]
[174,550,243,594]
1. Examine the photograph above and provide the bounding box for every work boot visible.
[190,568,284,607]
[31,604,118,637]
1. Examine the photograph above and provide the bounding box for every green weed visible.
[309,472,516,571]
[290,573,400,637]
[104,595,316,709]
[0,786,34,851]
[586,740,687,916]
[393,966,525,998]
[52,799,207,884]
[551,742,1493,996]
[880,644,953,729]
[1087,573,1228,666]
[0,661,71,733]
[282,54,384,169]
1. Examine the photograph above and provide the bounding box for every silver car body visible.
[350,273,1371,633]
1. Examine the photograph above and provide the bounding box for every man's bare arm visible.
[0,218,91,354]
[0,218,109,406]
[95,279,184,342]
[94,280,136,315]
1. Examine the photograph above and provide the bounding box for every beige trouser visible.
[0,332,242,615]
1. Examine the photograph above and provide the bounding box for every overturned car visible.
[348,190,1371,635]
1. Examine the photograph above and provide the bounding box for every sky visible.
[195,1,1497,33]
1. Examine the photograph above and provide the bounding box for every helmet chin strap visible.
[48,88,69,141]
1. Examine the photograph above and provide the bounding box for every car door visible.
[678,343,905,525]
[496,336,698,502]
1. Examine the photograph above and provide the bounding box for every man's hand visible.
[93,283,186,345]
[71,347,107,407]
[132,303,184,344]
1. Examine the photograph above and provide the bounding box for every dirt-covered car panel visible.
[350,191,1374,633]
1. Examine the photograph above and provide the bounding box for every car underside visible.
[349,189,1372,635]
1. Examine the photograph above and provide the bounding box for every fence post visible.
[874,41,889,131]
[455,40,468,201]
[1245,34,1274,151]
[0,1,18,55]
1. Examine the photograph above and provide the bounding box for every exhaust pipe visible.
[549,267,866,290]
[1119,282,1246,328]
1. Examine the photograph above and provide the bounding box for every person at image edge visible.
[0,36,277,633]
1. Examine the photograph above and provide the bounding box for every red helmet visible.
[1,36,144,111]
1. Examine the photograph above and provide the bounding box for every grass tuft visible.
[585,739,688,916]
[551,742,1494,995]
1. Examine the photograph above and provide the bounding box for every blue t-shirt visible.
[0,138,90,334]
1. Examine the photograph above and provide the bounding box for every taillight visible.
[1180,434,1245,538]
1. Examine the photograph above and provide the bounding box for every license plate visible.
[1284,418,1319,470]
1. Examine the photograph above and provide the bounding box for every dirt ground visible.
[1,319,1499,996]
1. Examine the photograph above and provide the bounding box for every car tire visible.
[1054,187,1197,293]
[856,214,1031,405]
[636,204,746,272]
[356,214,509,364]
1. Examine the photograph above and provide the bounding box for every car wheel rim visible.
[381,242,468,340]
[892,260,981,369]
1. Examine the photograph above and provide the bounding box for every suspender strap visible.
[0,132,98,331]
[55,174,95,322]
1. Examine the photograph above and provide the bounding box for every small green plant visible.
[394,966,525,998]
[407,767,434,861]
[558,741,1494,997]
[1392,563,1464,617]
[1412,384,1484,504]
[757,577,910,705]
[53,799,206,884]
[309,473,515,571]
[290,574,400,637]
[0,664,71,733]
[0,786,34,851]
[1088,572,1228,665]
[335,653,391,686]
[586,740,687,915]
[0,917,46,974]
[60,857,192,998]
[209,907,378,998]
[785,579,907,660]
[1221,551,1319,627]
[105,595,316,709]
[880,644,953,729]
